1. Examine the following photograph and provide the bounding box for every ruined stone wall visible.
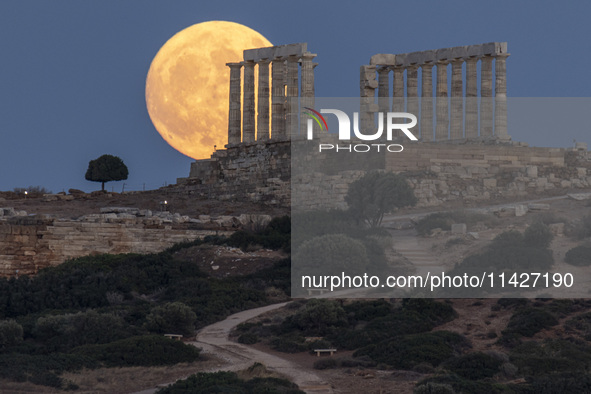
[176,140,291,205]
[0,210,234,277]
[292,142,591,211]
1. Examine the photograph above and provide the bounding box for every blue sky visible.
[0,1,590,193]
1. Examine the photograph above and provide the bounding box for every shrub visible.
[523,222,553,248]
[145,302,197,336]
[293,234,369,276]
[313,358,338,370]
[353,331,469,369]
[565,245,591,266]
[0,319,23,349]
[72,335,201,367]
[33,310,129,351]
[238,333,259,345]
[346,171,417,227]
[156,370,304,394]
[566,215,591,240]
[510,339,591,376]
[270,335,308,353]
[13,186,52,197]
[289,299,348,335]
[443,352,503,380]
[503,307,558,338]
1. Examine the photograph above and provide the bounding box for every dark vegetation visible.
[236,298,463,370]
[413,299,591,394]
[443,224,554,296]
[156,367,305,394]
[565,245,591,266]
[0,217,291,389]
[345,171,417,227]
[85,154,129,191]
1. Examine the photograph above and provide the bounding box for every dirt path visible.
[131,302,333,394]
[193,303,333,393]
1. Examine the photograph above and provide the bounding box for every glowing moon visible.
[146,21,272,160]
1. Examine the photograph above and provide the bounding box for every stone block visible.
[451,223,467,234]
[526,165,538,178]
[515,205,528,217]
[369,54,396,65]
[483,178,497,188]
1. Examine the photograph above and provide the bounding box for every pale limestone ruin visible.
[2,41,590,277]
[177,41,590,212]
[361,42,509,141]
[226,43,316,144]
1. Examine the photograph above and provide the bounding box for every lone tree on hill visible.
[85,154,129,191]
[346,171,417,228]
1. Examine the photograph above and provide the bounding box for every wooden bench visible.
[314,348,337,357]
[164,334,183,340]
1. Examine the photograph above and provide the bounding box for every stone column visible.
[360,65,379,134]
[464,57,478,139]
[420,63,434,141]
[242,61,256,143]
[480,56,494,137]
[226,62,242,145]
[377,66,390,114]
[256,59,270,141]
[494,54,510,140]
[300,52,316,137]
[271,58,286,140]
[435,60,449,141]
[450,59,464,139]
[392,66,404,138]
[407,65,419,126]
[286,55,300,139]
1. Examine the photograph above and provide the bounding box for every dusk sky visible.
[1,1,590,193]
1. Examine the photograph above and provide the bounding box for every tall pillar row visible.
[226,47,316,145]
[372,47,509,142]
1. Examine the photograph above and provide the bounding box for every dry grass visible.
[0,359,223,394]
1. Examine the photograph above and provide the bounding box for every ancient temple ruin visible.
[225,43,316,144]
[176,41,590,210]
[361,42,509,141]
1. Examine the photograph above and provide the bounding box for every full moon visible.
[145,21,272,160]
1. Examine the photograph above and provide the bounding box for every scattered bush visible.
[503,307,558,338]
[13,186,52,196]
[0,319,23,349]
[238,333,259,345]
[72,335,201,367]
[566,215,591,240]
[523,222,553,248]
[510,339,591,376]
[444,352,503,380]
[293,234,369,276]
[270,335,308,353]
[145,302,197,336]
[287,299,348,335]
[313,358,338,370]
[33,310,130,351]
[565,245,591,266]
[156,370,304,394]
[345,171,417,227]
[353,331,469,369]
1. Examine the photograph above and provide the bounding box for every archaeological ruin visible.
[2,41,590,276]
[176,41,590,210]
